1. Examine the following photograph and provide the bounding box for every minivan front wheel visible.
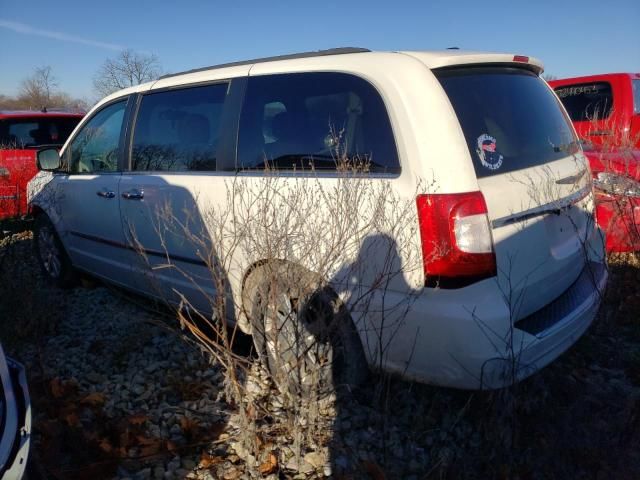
[244,264,368,400]
[34,215,76,288]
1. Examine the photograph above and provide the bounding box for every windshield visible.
[0,116,81,148]
[436,68,579,178]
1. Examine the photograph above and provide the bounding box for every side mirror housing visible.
[37,148,61,171]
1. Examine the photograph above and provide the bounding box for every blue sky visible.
[1,0,638,102]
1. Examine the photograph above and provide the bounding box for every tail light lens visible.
[416,191,497,288]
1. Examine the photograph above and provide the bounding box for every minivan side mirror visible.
[37,148,61,171]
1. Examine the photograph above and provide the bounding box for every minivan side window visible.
[553,82,613,122]
[237,73,400,173]
[131,83,228,172]
[67,100,127,174]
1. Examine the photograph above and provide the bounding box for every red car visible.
[550,74,640,252]
[0,111,83,219]
[549,73,640,148]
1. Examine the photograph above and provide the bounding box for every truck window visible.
[553,82,613,122]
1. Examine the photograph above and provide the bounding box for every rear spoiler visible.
[424,53,544,76]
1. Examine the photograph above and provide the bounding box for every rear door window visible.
[553,82,613,122]
[131,83,228,172]
[436,68,579,178]
[237,72,399,173]
[633,80,640,115]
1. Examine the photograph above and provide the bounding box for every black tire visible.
[34,214,77,288]
[244,263,368,399]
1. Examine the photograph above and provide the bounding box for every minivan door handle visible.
[121,189,144,200]
[96,189,116,199]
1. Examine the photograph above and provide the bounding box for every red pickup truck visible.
[0,111,83,220]
[549,73,640,148]
[549,74,640,252]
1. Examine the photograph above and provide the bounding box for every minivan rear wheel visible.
[244,264,367,399]
[34,214,76,288]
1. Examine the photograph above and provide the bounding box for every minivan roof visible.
[159,47,372,79]
[97,49,544,106]
[159,48,544,81]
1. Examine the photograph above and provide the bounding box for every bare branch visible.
[93,49,162,97]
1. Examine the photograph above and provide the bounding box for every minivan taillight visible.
[416,191,497,288]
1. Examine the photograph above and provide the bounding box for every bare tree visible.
[19,66,58,109]
[93,49,162,97]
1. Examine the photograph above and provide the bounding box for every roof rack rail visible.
[159,47,371,80]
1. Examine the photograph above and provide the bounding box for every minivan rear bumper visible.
[360,259,607,389]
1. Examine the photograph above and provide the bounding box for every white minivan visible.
[29,48,607,391]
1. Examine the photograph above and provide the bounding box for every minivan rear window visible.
[436,68,579,179]
[553,82,613,122]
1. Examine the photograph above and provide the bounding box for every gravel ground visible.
[1,225,639,479]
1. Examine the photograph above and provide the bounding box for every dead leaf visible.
[166,440,178,453]
[258,451,278,475]
[222,466,240,480]
[180,416,201,439]
[362,460,386,480]
[64,412,81,427]
[82,429,99,442]
[127,413,149,426]
[180,416,197,429]
[81,392,106,406]
[119,428,133,450]
[210,422,225,440]
[50,377,64,398]
[199,452,224,468]
[137,437,162,457]
[98,438,113,453]
[245,404,256,420]
[135,434,160,446]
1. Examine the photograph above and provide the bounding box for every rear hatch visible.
[436,67,594,320]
